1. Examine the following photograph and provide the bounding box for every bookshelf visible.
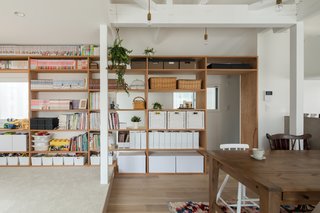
[0,55,258,170]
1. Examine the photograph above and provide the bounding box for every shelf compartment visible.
[31,109,88,112]
[0,129,29,132]
[207,69,257,75]
[30,151,88,154]
[148,129,206,131]
[148,69,205,75]
[0,151,29,153]
[149,148,205,151]
[109,148,146,152]
[89,129,100,132]
[109,109,146,112]
[31,89,87,92]
[30,69,88,73]
[30,129,87,132]
[108,89,146,93]
[108,69,146,75]
[0,69,28,73]
[108,128,146,131]
[148,109,206,112]
[148,89,205,93]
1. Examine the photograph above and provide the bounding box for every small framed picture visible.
[79,99,87,109]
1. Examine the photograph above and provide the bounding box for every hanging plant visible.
[108,28,133,94]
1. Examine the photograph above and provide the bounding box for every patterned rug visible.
[168,201,314,213]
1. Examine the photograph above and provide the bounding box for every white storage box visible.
[175,152,204,173]
[148,132,154,148]
[42,157,53,166]
[186,111,205,129]
[164,132,171,148]
[74,156,85,166]
[31,157,42,166]
[0,135,12,151]
[149,111,167,129]
[32,145,49,151]
[149,152,175,173]
[12,135,28,151]
[7,157,19,166]
[53,157,63,166]
[91,156,100,165]
[118,142,130,148]
[63,157,74,166]
[168,111,186,129]
[193,132,200,149]
[32,134,52,142]
[170,132,177,149]
[0,157,7,165]
[118,152,146,173]
[19,157,29,166]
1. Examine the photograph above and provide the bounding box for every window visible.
[173,92,196,109]
[0,82,28,119]
[207,87,219,110]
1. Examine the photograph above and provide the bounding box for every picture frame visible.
[79,99,87,109]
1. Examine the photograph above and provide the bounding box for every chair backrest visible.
[220,144,249,151]
[266,133,312,150]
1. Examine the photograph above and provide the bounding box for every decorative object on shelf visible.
[144,47,155,56]
[133,97,146,110]
[178,101,193,109]
[147,0,152,24]
[108,28,132,94]
[129,79,145,89]
[131,116,141,129]
[177,79,202,90]
[79,99,87,109]
[152,102,163,110]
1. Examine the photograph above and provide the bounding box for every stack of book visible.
[90,113,100,130]
[70,133,88,151]
[30,59,76,70]
[77,60,88,70]
[89,93,100,110]
[31,99,84,110]
[58,113,87,130]
[31,79,87,89]
[89,133,100,151]
[48,100,71,110]
[31,100,50,110]
[108,112,119,129]
[80,45,100,56]
[89,79,100,89]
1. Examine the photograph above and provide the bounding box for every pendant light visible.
[204,27,208,45]
[147,0,152,25]
[275,0,283,12]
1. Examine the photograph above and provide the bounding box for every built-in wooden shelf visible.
[207,69,257,75]
[148,69,205,75]
[108,128,146,131]
[108,89,145,93]
[31,89,87,92]
[30,69,88,73]
[148,109,206,111]
[29,55,90,59]
[0,129,29,132]
[148,89,206,93]
[149,129,205,131]
[149,148,205,151]
[31,109,88,112]
[108,69,146,75]
[89,109,100,112]
[30,129,87,132]
[89,129,100,132]
[109,109,146,112]
[109,148,146,152]
[0,151,29,153]
[30,151,88,154]
[0,69,28,73]
[89,69,100,73]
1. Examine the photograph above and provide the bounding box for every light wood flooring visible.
[107,173,243,213]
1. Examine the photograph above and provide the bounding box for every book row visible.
[31,79,87,89]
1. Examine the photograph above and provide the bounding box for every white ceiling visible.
[112,0,257,4]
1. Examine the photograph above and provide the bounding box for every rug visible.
[168,201,314,213]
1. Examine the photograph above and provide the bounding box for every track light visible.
[275,0,283,12]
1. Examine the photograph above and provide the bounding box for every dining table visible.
[208,150,320,213]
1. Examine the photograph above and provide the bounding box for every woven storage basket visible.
[133,96,146,109]
[177,80,202,90]
[149,77,176,89]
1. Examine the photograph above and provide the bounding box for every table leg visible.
[209,156,219,213]
[259,188,281,213]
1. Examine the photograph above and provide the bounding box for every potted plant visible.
[152,102,162,110]
[131,116,141,129]
[108,29,133,94]
[144,47,155,56]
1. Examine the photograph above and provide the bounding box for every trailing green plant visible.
[152,102,162,110]
[108,29,133,94]
[131,116,141,123]
[144,47,155,56]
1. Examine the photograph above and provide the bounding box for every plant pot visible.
[133,122,139,129]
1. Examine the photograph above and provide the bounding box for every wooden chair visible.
[266,133,312,150]
[217,144,259,213]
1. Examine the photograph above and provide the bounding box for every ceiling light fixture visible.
[275,0,283,12]
[147,0,152,25]
[14,11,26,17]
[204,27,208,45]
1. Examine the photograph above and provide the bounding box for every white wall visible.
[207,75,240,151]
[304,80,320,114]
[257,29,290,150]
[305,36,320,79]
[110,28,258,56]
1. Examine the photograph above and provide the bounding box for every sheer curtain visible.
[0,81,28,119]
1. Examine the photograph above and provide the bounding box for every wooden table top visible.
[208,150,320,194]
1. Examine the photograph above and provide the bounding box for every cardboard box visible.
[168,111,186,129]
[118,152,146,173]
[149,152,175,173]
[175,152,204,173]
[186,111,205,129]
[7,157,18,166]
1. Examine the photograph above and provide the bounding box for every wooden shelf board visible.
[90,150,100,152]
[89,69,100,73]
[29,55,89,59]
[0,129,29,132]
[30,69,88,73]
[148,89,205,93]
[31,109,88,112]
[30,151,88,154]
[89,109,100,112]
[89,89,100,92]
[108,69,146,75]
[149,148,204,151]
[89,129,100,132]
[148,109,206,111]
[109,109,146,112]
[108,89,146,93]
[0,69,28,73]
[207,69,257,75]
[30,129,87,132]
[108,128,146,131]
[31,89,87,92]
[109,148,146,152]
[0,151,29,153]
[148,69,205,75]
[149,129,205,131]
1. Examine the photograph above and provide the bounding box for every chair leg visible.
[236,183,242,213]
[216,175,230,202]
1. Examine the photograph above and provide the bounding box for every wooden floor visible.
[107,173,241,213]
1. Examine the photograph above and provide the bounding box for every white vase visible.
[133,122,139,129]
